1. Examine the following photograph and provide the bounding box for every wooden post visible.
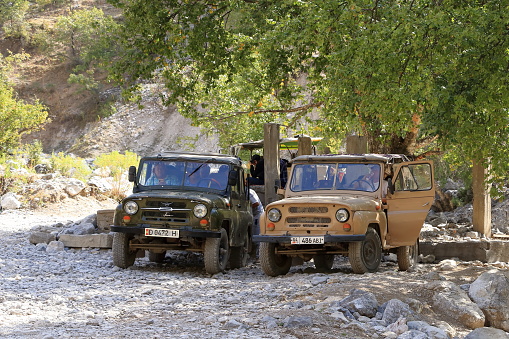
[346,135,368,154]
[264,123,280,205]
[472,160,492,237]
[297,136,312,156]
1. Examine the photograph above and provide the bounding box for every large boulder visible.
[469,270,509,331]
[426,280,485,329]
[336,288,379,318]
[1,192,21,210]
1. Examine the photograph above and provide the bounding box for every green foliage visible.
[0,53,48,155]
[22,140,44,168]
[94,151,139,177]
[0,84,48,155]
[94,151,139,201]
[53,7,120,92]
[50,152,92,181]
[0,0,29,39]
[109,0,509,180]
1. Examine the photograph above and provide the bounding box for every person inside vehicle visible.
[351,165,381,192]
[187,163,211,186]
[248,154,264,185]
[335,166,347,189]
[146,163,178,185]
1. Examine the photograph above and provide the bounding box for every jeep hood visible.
[268,195,379,211]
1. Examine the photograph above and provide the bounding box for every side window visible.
[394,163,432,191]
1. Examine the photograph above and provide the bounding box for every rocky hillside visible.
[3,2,218,158]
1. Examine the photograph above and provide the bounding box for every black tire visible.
[204,228,230,274]
[348,228,382,274]
[229,229,251,269]
[112,232,136,268]
[314,254,335,271]
[397,240,419,271]
[148,250,166,263]
[259,242,292,277]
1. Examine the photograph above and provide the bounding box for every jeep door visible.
[386,161,434,246]
[229,168,252,246]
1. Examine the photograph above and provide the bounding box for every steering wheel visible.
[349,179,375,191]
[197,178,222,189]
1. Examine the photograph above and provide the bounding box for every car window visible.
[289,163,379,193]
[139,160,229,190]
[394,163,432,191]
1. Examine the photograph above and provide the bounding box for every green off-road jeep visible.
[253,154,434,276]
[111,152,253,274]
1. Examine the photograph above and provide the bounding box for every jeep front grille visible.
[287,217,331,223]
[288,206,328,213]
[146,201,187,209]
[142,211,189,223]
[141,200,191,223]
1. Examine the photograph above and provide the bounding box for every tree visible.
[0,0,29,40]
[108,0,509,178]
[54,8,120,91]
[0,54,48,154]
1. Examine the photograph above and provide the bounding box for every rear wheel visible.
[229,229,251,269]
[314,254,335,271]
[349,228,382,274]
[259,242,292,277]
[112,232,136,268]
[148,250,166,263]
[397,240,419,271]
[204,228,230,274]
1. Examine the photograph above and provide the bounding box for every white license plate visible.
[291,236,324,245]
[145,228,179,238]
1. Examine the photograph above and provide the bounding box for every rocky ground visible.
[1,197,509,339]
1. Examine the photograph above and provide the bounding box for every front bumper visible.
[110,225,221,238]
[252,234,366,243]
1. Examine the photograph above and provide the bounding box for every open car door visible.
[386,161,434,246]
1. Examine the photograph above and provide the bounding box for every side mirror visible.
[387,177,395,195]
[128,166,137,182]
[227,170,238,186]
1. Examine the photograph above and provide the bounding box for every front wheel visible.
[204,228,230,274]
[229,229,251,269]
[397,240,419,271]
[348,228,382,274]
[314,254,335,271]
[112,232,136,268]
[259,242,292,277]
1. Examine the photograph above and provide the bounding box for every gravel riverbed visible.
[0,198,504,339]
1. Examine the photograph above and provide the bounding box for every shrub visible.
[94,151,139,201]
[50,152,92,182]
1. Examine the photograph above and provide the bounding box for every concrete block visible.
[96,209,115,233]
[420,240,509,263]
[59,234,113,248]
[29,232,57,245]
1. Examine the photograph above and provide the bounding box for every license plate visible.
[145,228,180,238]
[291,236,324,245]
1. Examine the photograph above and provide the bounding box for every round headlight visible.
[124,201,139,215]
[267,208,282,222]
[335,208,349,222]
[193,204,208,218]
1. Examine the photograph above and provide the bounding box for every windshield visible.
[289,163,381,193]
[138,160,230,190]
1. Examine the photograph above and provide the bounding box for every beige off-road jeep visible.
[252,154,434,276]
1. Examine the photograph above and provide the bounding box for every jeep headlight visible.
[267,208,282,222]
[193,204,208,218]
[335,208,349,222]
[124,201,139,215]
